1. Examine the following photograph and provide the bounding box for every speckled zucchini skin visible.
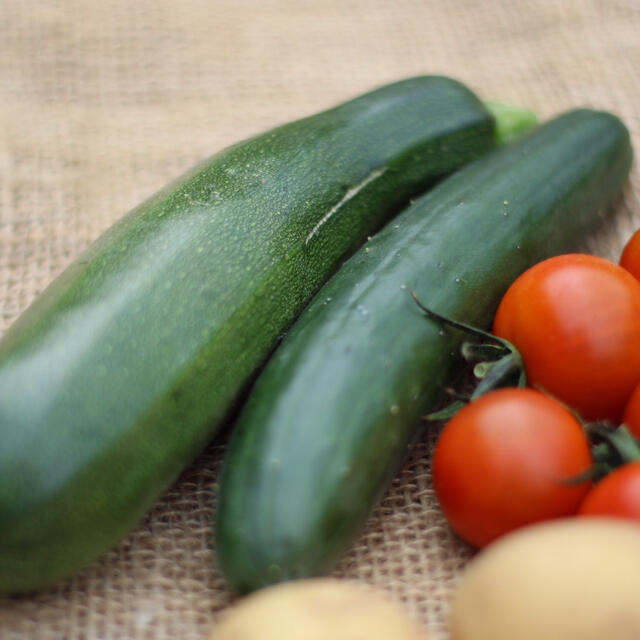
[215,109,633,593]
[0,76,499,593]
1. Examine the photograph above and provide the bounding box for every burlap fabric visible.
[1,1,638,638]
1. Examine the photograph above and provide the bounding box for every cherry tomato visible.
[579,461,640,521]
[623,382,640,439]
[493,254,640,421]
[432,387,592,548]
[620,229,640,283]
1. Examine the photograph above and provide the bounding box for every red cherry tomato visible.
[432,387,592,548]
[623,382,640,439]
[493,254,640,421]
[620,229,640,282]
[579,461,640,521]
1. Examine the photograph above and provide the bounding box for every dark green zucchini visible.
[0,76,510,594]
[215,109,633,593]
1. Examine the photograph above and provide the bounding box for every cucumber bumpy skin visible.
[0,76,503,594]
[216,109,633,593]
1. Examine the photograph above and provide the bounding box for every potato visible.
[213,578,426,640]
[450,518,640,640]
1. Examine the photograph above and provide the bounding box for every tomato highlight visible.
[493,253,640,421]
[432,387,592,548]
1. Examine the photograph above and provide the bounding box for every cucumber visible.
[215,109,633,593]
[0,76,509,593]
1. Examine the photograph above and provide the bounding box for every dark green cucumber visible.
[0,76,507,594]
[216,109,633,593]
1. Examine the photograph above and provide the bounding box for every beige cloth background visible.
[0,1,639,638]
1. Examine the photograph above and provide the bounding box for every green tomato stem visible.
[412,290,527,421]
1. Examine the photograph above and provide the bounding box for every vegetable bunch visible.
[432,237,640,548]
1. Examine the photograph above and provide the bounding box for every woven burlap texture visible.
[1,1,639,638]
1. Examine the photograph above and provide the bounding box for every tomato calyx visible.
[410,291,526,421]
[583,423,640,481]
[566,422,640,486]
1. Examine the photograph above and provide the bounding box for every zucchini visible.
[0,76,506,593]
[215,109,633,593]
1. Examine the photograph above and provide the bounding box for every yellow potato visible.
[213,578,426,640]
[451,518,640,640]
